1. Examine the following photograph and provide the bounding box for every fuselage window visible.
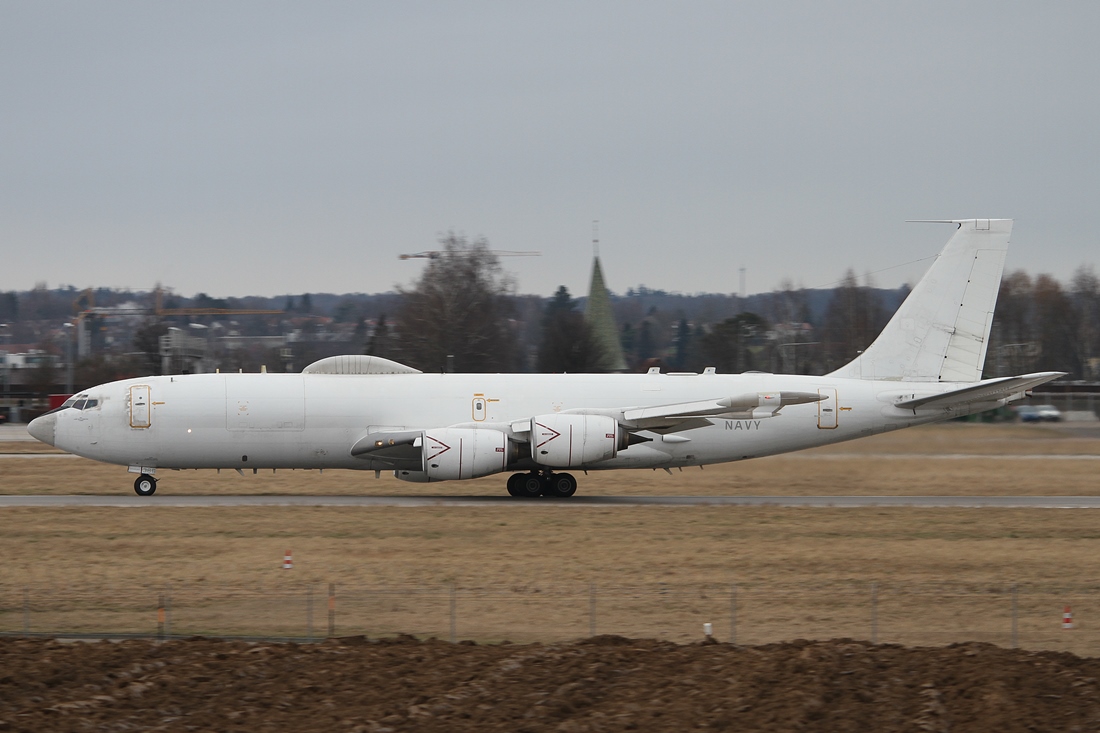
[72,399,87,410]
[83,399,98,409]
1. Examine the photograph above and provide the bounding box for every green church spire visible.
[584,255,628,372]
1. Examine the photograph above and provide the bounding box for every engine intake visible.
[530,414,625,468]
[422,428,511,481]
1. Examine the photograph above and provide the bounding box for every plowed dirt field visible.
[3,635,1099,732]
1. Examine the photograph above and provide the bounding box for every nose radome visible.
[27,413,56,446]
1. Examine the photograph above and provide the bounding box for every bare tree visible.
[393,234,517,373]
[1072,266,1100,380]
[986,270,1036,376]
[1033,273,1081,377]
[822,270,885,371]
[364,314,391,359]
[988,270,1081,378]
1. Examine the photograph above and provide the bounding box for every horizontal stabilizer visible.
[892,372,1065,410]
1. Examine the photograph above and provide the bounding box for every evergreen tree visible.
[536,286,606,372]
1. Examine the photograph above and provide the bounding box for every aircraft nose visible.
[27,413,57,446]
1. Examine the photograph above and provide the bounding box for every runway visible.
[3,494,1100,508]
[0,425,34,441]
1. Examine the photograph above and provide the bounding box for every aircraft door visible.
[817,388,838,429]
[130,385,152,428]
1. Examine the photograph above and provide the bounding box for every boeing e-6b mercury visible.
[27,219,1062,498]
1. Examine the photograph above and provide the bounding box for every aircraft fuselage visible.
[44,370,979,473]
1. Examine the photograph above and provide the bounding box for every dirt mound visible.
[3,635,1100,732]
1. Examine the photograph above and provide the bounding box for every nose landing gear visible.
[134,474,157,496]
[505,471,577,498]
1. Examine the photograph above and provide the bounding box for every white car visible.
[1035,404,1063,421]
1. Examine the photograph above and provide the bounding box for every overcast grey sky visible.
[2,1,1098,299]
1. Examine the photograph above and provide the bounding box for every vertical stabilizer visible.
[828,219,1011,382]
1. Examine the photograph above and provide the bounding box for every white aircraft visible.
[28,219,1061,498]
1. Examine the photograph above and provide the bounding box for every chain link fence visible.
[4,581,1100,655]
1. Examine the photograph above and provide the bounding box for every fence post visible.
[729,584,737,645]
[307,586,314,642]
[871,583,878,644]
[165,586,172,638]
[588,583,596,637]
[157,595,165,641]
[328,583,335,638]
[22,586,29,636]
[449,584,457,643]
[1011,584,1018,649]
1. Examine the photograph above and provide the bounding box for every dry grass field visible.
[2,423,1100,651]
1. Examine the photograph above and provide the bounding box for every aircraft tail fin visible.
[828,219,1011,382]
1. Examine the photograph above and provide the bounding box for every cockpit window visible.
[42,394,95,417]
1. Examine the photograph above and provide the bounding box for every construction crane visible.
[398,250,541,260]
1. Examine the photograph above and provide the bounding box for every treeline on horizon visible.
[1,236,1098,386]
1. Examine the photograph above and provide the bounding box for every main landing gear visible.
[506,471,578,498]
[134,474,157,496]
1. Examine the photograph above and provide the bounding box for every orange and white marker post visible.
[283,549,293,570]
[1063,605,1075,630]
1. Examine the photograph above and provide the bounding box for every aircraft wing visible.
[551,391,827,434]
[892,372,1065,410]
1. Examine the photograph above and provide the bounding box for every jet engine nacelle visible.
[421,427,510,481]
[530,414,622,468]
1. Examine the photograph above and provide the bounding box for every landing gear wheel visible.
[513,472,543,498]
[544,472,578,498]
[506,473,525,497]
[134,475,157,497]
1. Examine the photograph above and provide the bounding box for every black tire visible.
[506,473,524,497]
[515,473,543,498]
[134,475,157,496]
[544,472,577,498]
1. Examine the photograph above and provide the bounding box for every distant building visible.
[1,348,63,421]
[584,256,628,372]
[159,327,211,375]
